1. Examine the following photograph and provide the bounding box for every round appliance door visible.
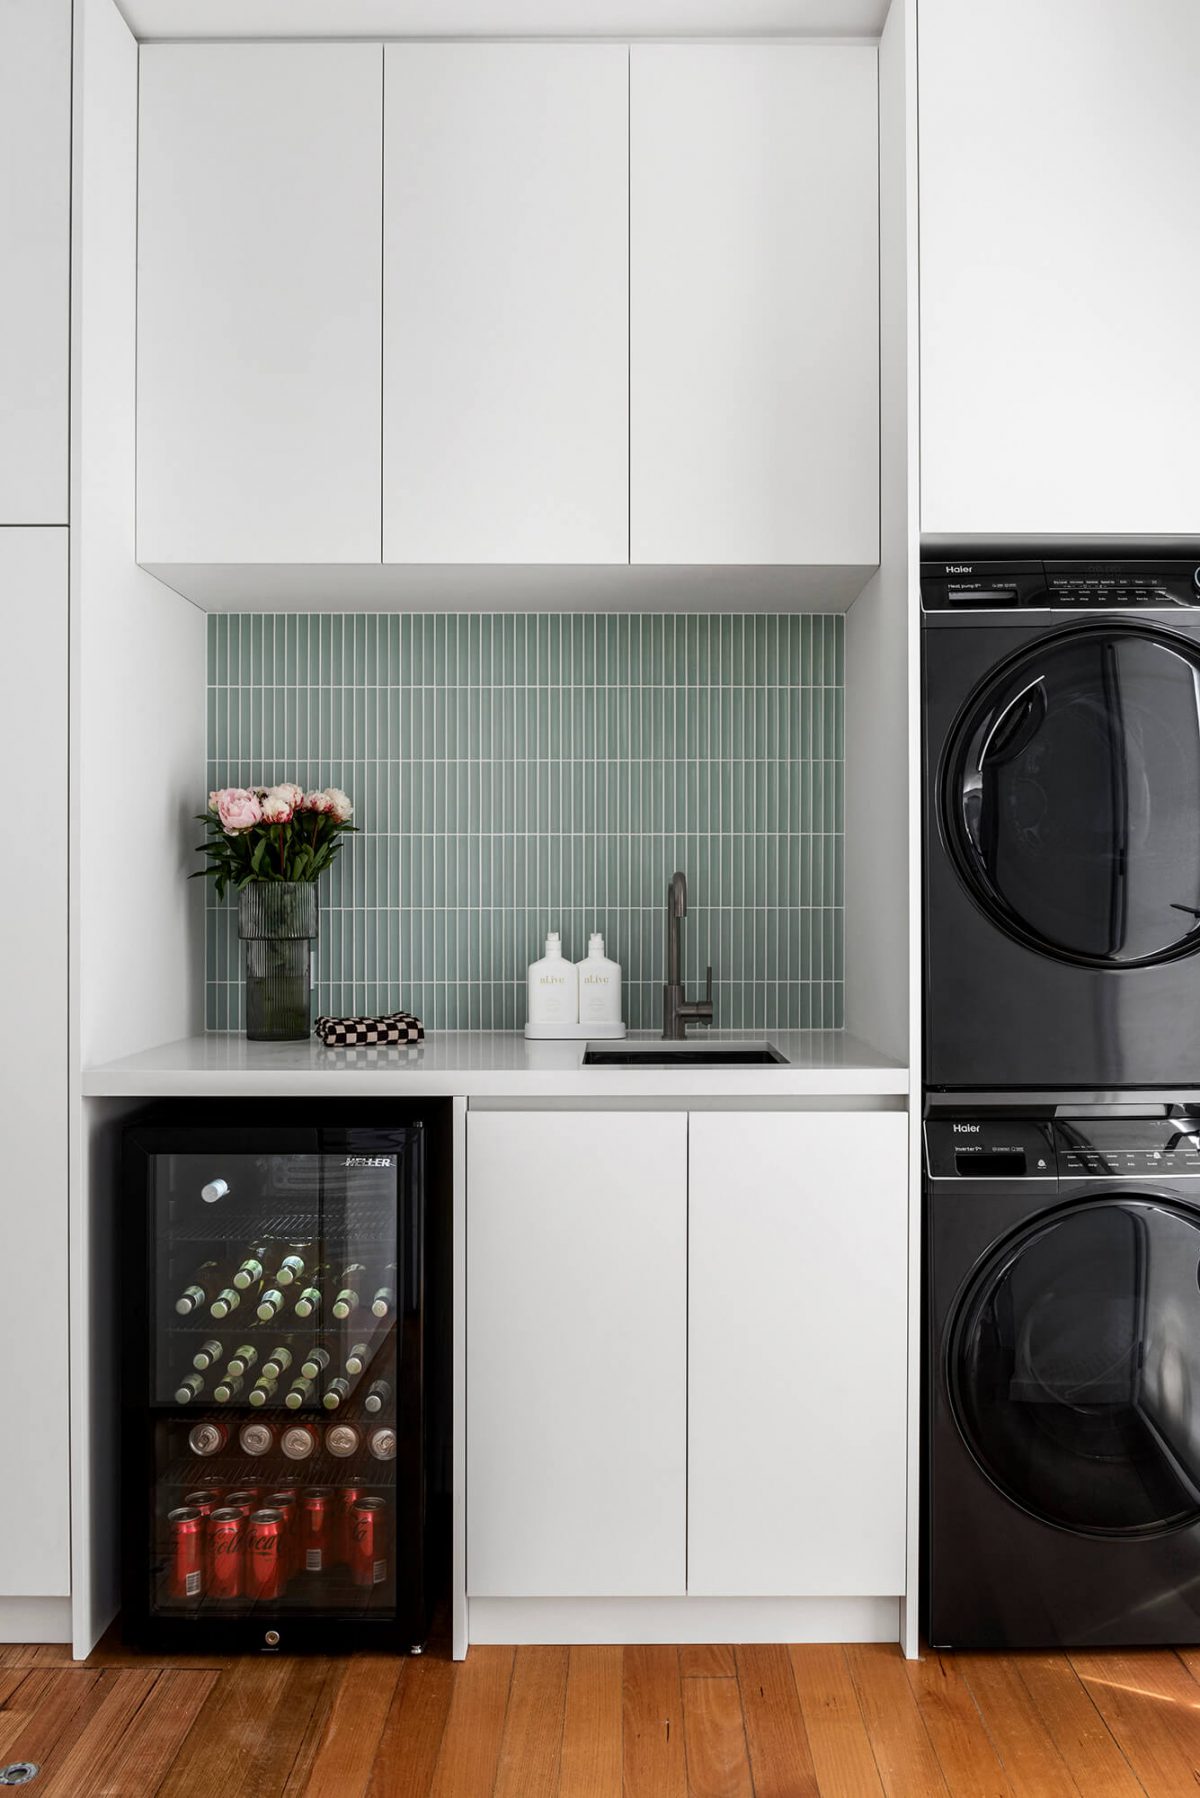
[940,624,1200,967]
[949,1195,1200,1536]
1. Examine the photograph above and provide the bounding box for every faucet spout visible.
[662,870,714,1040]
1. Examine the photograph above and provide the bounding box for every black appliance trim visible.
[120,1099,451,1656]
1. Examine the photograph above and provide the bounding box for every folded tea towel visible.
[314,1010,425,1047]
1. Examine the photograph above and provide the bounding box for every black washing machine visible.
[926,1107,1200,1648]
[923,552,1200,1090]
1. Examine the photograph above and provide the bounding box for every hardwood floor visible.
[0,1632,1198,1795]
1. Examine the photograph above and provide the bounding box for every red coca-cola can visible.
[349,1497,388,1589]
[182,1489,222,1518]
[207,1506,245,1600]
[245,1508,287,1601]
[265,1491,299,1579]
[299,1489,331,1574]
[224,1489,259,1515]
[334,1485,361,1567]
[167,1506,204,1600]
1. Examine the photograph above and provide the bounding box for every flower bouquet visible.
[195,783,355,1041]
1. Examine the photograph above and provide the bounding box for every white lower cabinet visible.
[466,1110,687,1596]
[687,1111,908,1596]
[466,1105,908,1609]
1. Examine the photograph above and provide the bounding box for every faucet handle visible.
[705,965,713,1004]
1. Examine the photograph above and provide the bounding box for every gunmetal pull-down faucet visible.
[662,871,714,1040]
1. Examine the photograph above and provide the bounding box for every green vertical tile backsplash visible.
[206,613,844,1032]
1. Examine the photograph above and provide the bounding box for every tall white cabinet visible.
[630,44,880,567]
[919,0,1200,537]
[383,45,628,565]
[0,0,72,525]
[0,530,70,1609]
[136,44,384,564]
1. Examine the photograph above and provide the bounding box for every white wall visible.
[73,0,207,1071]
[69,0,207,1657]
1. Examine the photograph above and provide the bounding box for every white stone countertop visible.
[82,1029,908,1099]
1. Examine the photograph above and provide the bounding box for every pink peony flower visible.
[323,787,353,823]
[261,788,295,824]
[215,787,263,834]
[272,781,305,808]
[301,790,332,814]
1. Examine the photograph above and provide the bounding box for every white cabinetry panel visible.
[630,44,879,566]
[0,0,71,523]
[0,529,69,1598]
[467,1110,687,1597]
[384,45,628,564]
[919,0,1200,537]
[137,44,382,563]
[688,1110,907,1596]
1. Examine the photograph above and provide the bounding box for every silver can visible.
[325,1423,362,1459]
[238,1420,275,1458]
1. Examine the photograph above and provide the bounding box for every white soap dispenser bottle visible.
[527,931,578,1028]
[577,933,622,1026]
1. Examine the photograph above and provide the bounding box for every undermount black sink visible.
[582,1041,789,1067]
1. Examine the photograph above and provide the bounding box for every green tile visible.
[205,605,844,1030]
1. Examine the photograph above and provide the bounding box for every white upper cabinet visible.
[630,45,880,567]
[137,44,383,564]
[383,45,628,564]
[687,1111,907,1597]
[919,0,1200,538]
[0,0,71,524]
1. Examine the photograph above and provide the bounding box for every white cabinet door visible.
[688,1111,907,1596]
[920,0,1200,537]
[384,45,628,564]
[0,0,71,523]
[630,45,879,566]
[137,44,382,564]
[0,529,69,1596]
[467,1110,687,1597]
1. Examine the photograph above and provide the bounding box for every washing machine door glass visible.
[942,624,1200,967]
[949,1196,1200,1535]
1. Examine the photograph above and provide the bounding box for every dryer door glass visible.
[942,625,1200,967]
[949,1197,1200,1535]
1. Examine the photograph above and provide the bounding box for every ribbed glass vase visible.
[238,881,318,1042]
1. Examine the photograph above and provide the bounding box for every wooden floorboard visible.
[558,1644,622,1798]
[1071,1650,1200,1797]
[680,1675,753,1798]
[736,1642,820,1798]
[365,1654,455,1798]
[789,1645,885,1798]
[8,1634,1200,1794]
[622,1646,687,1798]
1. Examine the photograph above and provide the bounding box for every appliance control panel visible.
[925,1119,1056,1179]
[1055,1117,1200,1176]
[927,1115,1200,1178]
[922,556,1200,611]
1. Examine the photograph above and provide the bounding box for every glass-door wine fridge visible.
[122,1102,450,1653]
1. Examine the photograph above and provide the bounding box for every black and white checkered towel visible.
[314,1010,425,1047]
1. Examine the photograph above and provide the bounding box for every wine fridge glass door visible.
[145,1130,413,1625]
